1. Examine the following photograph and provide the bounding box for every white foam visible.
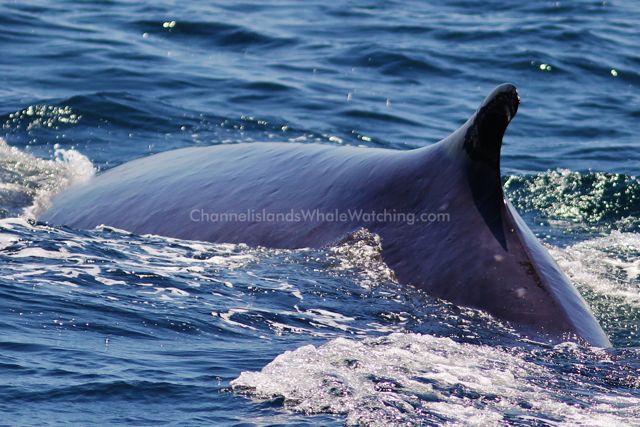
[94,276,128,286]
[216,308,258,331]
[0,138,95,219]
[549,231,640,307]
[0,233,18,250]
[10,247,70,259]
[304,308,356,332]
[232,333,640,426]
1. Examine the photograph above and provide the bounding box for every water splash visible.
[0,138,94,219]
[550,232,640,345]
[232,333,639,426]
[328,228,396,288]
[3,105,81,131]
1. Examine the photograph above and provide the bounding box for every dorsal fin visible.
[442,83,519,250]
[463,83,519,171]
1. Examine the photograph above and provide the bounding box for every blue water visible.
[1,1,639,425]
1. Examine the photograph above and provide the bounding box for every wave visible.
[328,48,453,78]
[0,219,511,342]
[134,20,295,50]
[505,170,640,232]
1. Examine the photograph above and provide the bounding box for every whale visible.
[40,84,611,347]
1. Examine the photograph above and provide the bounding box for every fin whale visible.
[40,84,611,347]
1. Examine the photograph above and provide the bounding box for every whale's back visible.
[40,84,611,347]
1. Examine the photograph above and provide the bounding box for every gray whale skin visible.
[41,84,611,347]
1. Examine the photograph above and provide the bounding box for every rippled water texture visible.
[1,0,639,425]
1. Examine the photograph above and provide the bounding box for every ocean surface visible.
[1,0,639,425]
